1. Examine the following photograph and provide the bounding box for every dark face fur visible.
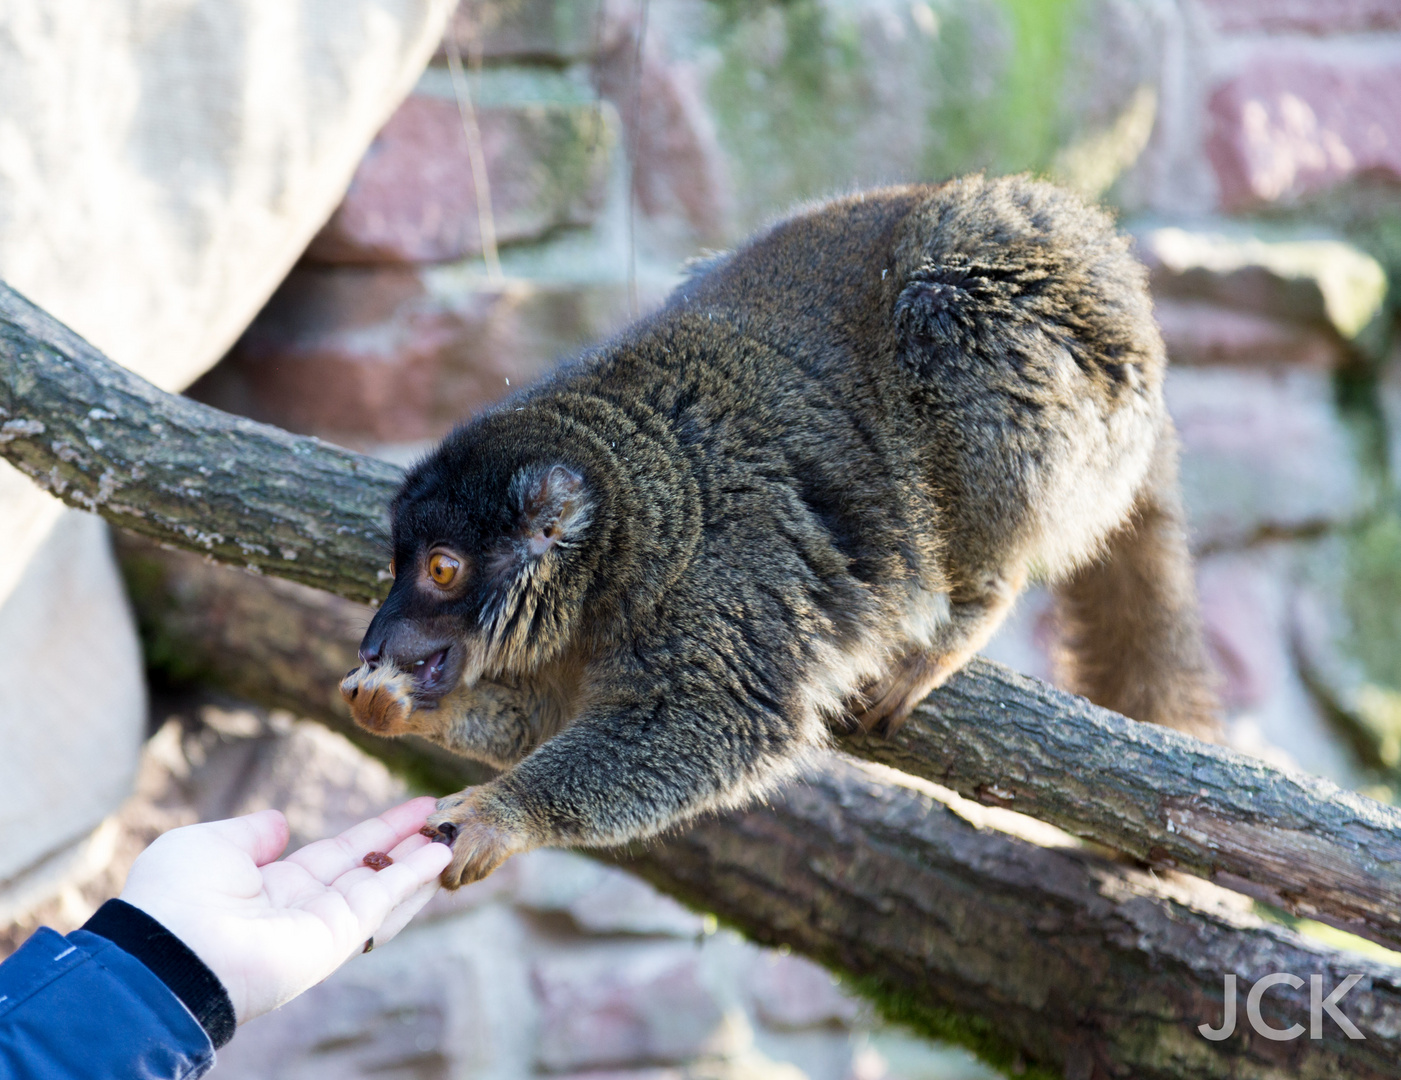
[358,433,592,708]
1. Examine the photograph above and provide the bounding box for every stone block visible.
[1166,366,1371,549]
[593,2,731,240]
[196,718,407,849]
[1139,227,1387,342]
[977,585,1057,685]
[1153,299,1344,369]
[566,869,708,938]
[1195,0,1401,35]
[1206,55,1401,211]
[513,850,707,936]
[533,946,738,1071]
[1198,546,1367,787]
[205,265,639,445]
[1292,520,1401,777]
[306,91,612,264]
[748,953,859,1032]
[1378,349,1401,482]
[439,0,596,62]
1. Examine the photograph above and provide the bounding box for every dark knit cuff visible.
[82,898,237,1049]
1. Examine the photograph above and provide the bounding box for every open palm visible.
[119,797,453,1023]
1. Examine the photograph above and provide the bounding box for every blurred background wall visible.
[3,1,1401,1078]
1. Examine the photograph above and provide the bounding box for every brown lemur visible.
[340,174,1219,888]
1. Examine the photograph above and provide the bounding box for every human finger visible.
[126,810,290,902]
[342,841,452,938]
[284,797,436,885]
[368,877,440,948]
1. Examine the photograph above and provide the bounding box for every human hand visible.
[119,796,453,1023]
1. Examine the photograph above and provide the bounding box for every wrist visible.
[83,898,238,1047]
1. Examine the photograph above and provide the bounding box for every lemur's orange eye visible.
[428,551,461,588]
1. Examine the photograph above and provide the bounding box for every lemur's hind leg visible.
[847,570,1023,737]
[1053,424,1221,741]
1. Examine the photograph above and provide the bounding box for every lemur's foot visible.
[846,650,949,738]
[340,662,416,736]
[423,788,533,888]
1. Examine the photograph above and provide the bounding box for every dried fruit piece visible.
[362,851,393,871]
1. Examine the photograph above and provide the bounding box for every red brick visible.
[1154,300,1344,369]
[1207,56,1401,210]
[214,268,498,443]
[308,93,609,264]
[203,268,635,446]
[1196,0,1401,35]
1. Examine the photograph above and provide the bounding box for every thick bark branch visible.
[847,670,1401,954]
[0,282,398,603]
[6,277,1401,957]
[115,537,1401,1079]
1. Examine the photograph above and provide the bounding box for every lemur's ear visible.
[518,464,589,557]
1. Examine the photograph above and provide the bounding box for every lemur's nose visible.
[359,639,383,668]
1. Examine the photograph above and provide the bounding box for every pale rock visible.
[0,0,455,391]
[0,504,144,884]
[1140,227,1387,342]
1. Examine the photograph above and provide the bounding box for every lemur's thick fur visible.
[340,175,1219,887]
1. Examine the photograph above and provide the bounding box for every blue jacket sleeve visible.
[0,925,216,1080]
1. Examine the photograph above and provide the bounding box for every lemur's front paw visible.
[340,662,417,736]
[422,788,533,888]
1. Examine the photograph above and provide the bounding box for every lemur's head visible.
[353,409,596,711]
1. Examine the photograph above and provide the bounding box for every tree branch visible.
[113,535,1401,1080]
[0,282,398,603]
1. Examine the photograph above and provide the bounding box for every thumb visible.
[199,809,291,867]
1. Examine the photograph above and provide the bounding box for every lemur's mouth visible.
[408,647,454,706]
